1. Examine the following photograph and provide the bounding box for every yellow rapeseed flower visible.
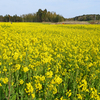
[25,82,34,94]
[45,71,53,78]
[31,93,35,99]
[54,75,62,84]
[3,66,7,72]
[12,82,14,86]
[13,52,19,60]
[35,83,42,90]
[23,67,29,72]
[15,64,21,70]
[77,94,82,100]
[2,77,8,84]
[53,86,57,94]
[19,79,24,85]
[0,62,2,65]
[0,83,2,86]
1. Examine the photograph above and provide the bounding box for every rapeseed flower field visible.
[0,22,100,100]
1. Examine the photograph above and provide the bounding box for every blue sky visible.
[0,0,100,18]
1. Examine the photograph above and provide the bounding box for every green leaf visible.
[6,88,8,97]
[11,94,16,100]
[19,89,22,95]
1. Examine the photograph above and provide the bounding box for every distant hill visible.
[66,14,100,21]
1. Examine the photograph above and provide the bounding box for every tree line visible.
[0,9,65,22]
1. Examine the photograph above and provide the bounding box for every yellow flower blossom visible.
[13,52,19,60]
[25,82,34,94]
[2,77,8,84]
[0,62,2,65]
[31,93,35,99]
[12,82,14,86]
[77,94,82,100]
[45,71,53,78]
[23,67,29,72]
[54,75,62,84]
[19,79,24,85]
[66,90,72,98]
[15,64,21,70]
[53,86,57,94]
[0,83,2,86]
[3,66,7,72]
[35,83,42,90]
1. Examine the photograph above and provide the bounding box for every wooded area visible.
[0,9,65,22]
[67,14,100,21]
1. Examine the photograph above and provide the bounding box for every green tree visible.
[42,9,47,21]
[37,9,43,22]
[3,15,9,22]
[13,15,18,22]
[0,15,3,22]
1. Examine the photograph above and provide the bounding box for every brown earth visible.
[42,21,100,25]
[42,21,89,24]
[56,21,89,24]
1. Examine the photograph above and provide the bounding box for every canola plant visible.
[0,22,100,100]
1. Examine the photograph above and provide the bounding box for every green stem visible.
[8,65,11,100]
[2,88,8,100]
